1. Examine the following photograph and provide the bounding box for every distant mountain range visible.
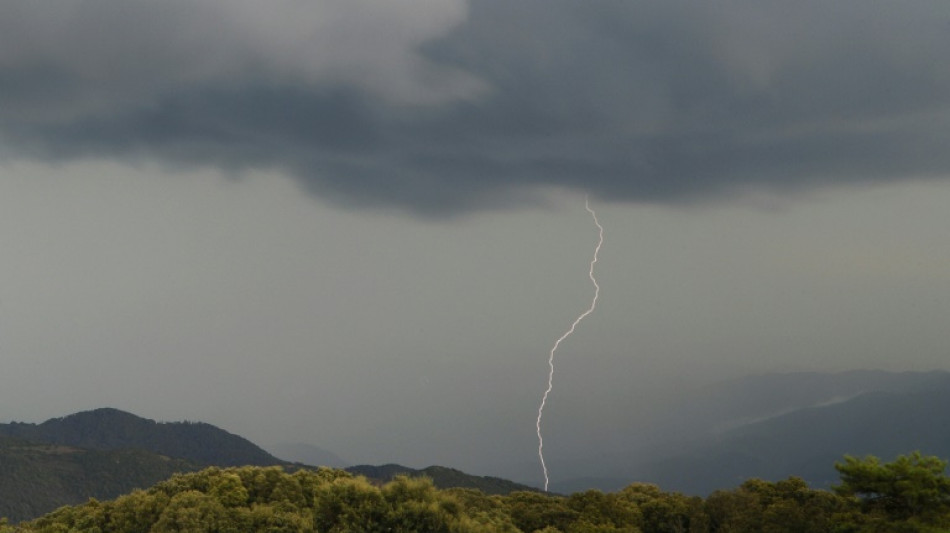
[0,408,535,523]
[637,379,950,494]
[553,369,950,494]
[4,369,950,521]
[264,441,349,468]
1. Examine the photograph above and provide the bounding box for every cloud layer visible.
[2,0,949,213]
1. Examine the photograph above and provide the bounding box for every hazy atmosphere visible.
[2,1,950,489]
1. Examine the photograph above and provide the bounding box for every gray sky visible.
[1,1,950,486]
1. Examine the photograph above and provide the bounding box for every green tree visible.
[444,488,521,532]
[381,476,459,532]
[313,476,389,532]
[152,490,232,533]
[210,472,249,508]
[505,491,579,532]
[618,483,705,533]
[106,489,171,533]
[834,452,950,530]
[705,477,848,533]
[566,489,641,532]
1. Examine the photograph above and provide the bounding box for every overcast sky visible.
[2,1,950,487]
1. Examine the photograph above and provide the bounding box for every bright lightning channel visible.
[536,195,604,492]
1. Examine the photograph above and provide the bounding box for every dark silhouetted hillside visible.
[0,408,282,467]
[0,435,199,523]
[634,377,950,495]
[0,408,539,522]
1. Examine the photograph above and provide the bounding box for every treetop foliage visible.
[6,453,950,532]
[834,451,950,530]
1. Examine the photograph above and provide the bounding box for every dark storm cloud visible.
[2,0,949,213]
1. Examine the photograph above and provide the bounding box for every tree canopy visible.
[5,452,950,532]
[834,451,950,531]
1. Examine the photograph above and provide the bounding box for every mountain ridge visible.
[5,369,950,518]
[0,408,538,522]
[553,370,950,494]
[0,407,282,467]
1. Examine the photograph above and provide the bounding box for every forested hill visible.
[346,464,539,495]
[0,435,199,523]
[0,408,540,522]
[0,408,282,467]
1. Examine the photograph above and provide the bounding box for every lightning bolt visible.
[536,195,604,492]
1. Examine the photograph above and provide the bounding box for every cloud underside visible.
[2,0,949,214]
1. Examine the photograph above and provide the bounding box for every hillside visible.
[552,370,950,494]
[654,369,950,440]
[0,408,538,523]
[631,374,950,495]
[0,408,286,522]
[0,408,283,467]
[0,435,199,523]
[5,371,950,519]
[346,464,539,495]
